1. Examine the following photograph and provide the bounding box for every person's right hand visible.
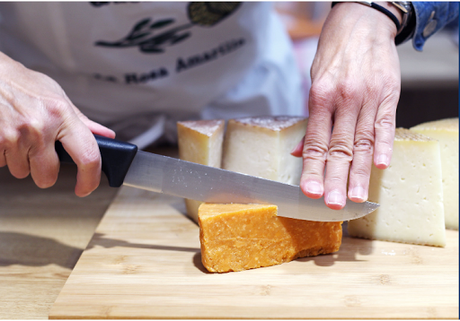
[0,52,115,196]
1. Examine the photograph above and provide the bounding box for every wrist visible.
[374,2,415,45]
[331,1,414,41]
[375,2,404,25]
[331,2,400,37]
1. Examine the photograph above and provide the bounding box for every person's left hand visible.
[291,2,402,210]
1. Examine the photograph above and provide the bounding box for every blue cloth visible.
[411,2,459,51]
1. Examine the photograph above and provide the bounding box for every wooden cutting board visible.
[49,186,459,319]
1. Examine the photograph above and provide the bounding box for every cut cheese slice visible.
[198,203,342,273]
[222,116,308,184]
[177,120,225,223]
[410,118,459,230]
[348,128,446,247]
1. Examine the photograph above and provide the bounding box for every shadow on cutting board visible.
[87,232,199,253]
[0,227,374,273]
[0,231,83,269]
[87,233,209,273]
[297,222,374,267]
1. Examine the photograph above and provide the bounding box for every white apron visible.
[0,2,303,147]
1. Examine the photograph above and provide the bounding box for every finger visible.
[29,140,60,189]
[290,136,305,157]
[4,133,30,179]
[0,147,6,167]
[374,95,398,169]
[0,151,6,168]
[72,105,116,139]
[87,120,116,139]
[57,123,101,197]
[323,107,358,210]
[300,94,333,199]
[347,104,377,203]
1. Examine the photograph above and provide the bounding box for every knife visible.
[55,135,378,222]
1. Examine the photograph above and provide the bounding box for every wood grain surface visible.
[50,186,459,319]
[0,165,117,319]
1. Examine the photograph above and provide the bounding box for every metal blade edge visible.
[123,151,379,222]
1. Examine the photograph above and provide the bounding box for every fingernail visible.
[78,191,92,198]
[326,190,345,207]
[349,185,365,201]
[304,181,323,197]
[376,154,389,167]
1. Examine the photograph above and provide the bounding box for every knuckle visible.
[310,81,333,98]
[0,130,19,148]
[18,118,46,140]
[1,120,47,150]
[327,143,353,162]
[39,96,73,126]
[309,81,334,110]
[375,113,395,131]
[302,141,328,161]
[29,118,46,134]
[354,136,374,154]
[336,79,360,103]
[78,147,101,171]
[43,96,69,115]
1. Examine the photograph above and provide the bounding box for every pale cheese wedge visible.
[198,203,342,273]
[222,116,308,184]
[348,128,446,247]
[410,118,459,230]
[177,119,225,223]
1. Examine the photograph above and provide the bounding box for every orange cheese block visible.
[198,203,342,273]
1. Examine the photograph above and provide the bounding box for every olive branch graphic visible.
[95,2,241,54]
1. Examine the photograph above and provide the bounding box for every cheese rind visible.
[410,118,459,229]
[198,203,342,273]
[177,120,225,223]
[348,128,446,247]
[223,116,308,185]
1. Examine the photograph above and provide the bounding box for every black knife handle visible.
[55,135,138,188]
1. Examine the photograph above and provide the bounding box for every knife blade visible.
[56,135,379,222]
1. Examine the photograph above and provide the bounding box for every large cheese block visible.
[410,118,459,230]
[222,116,308,184]
[177,120,225,223]
[348,128,446,247]
[198,203,342,273]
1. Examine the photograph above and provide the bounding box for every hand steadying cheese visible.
[292,2,402,210]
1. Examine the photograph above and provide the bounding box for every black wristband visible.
[331,2,401,32]
[395,3,415,45]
